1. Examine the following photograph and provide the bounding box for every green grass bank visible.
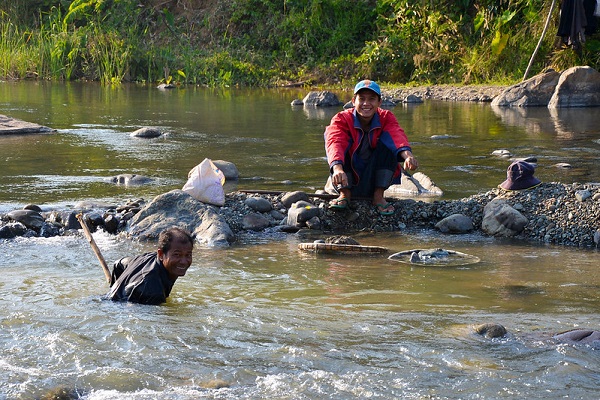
[1,0,599,87]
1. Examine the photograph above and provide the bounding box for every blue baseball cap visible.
[353,80,381,97]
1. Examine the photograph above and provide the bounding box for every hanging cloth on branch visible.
[557,0,588,49]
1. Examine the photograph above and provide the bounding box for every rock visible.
[492,149,512,158]
[281,191,310,208]
[430,134,453,140]
[127,189,235,246]
[411,172,443,195]
[40,222,61,237]
[269,209,285,221]
[63,211,82,230]
[103,214,120,234]
[290,99,303,106]
[106,174,153,185]
[403,94,423,103]
[514,156,537,164]
[212,160,239,180]
[157,83,175,89]
[305,216,321,230]
[554,163,572,169]
[548,66,600,108]
[245,196,272,213]
[435,213,474,233]
[23,204,43,212]
[83,212,105,232]
[0,224,17,238]
[130,127,163,138]
[7,209,45,231]
[491,70,560,107]
[474,323,507,338]
[380,97,396,107]
[574,189,591,202]
[242,212,271,231]
[553,329,600,344]
[194,208,235,247]
[285,201,320,227]
[0,114,55,134]
[481,199,528,237]
[302,91,342,107]
[384,171,443,197]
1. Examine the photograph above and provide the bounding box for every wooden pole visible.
[523,0,557,81]
[76,213,112,284]
[240,189,337,199]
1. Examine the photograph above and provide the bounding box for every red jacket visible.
[324,107,412,182]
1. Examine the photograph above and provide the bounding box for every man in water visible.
[324,79,418,215]
[107,227,194,305]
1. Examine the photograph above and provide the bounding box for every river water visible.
[1,81,599,399]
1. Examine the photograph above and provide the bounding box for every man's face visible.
[158,239,193,281]
[352,89,381,121]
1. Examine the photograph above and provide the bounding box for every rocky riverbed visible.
[222,182,600,248]
[2,181,598,249]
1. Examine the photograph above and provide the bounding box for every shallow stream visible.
[0,81,599,399]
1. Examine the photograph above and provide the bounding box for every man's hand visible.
[401,150,418,171]
[331,164,348,188]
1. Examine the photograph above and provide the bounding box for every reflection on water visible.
[1,82,600,398]
[1,81,600,205]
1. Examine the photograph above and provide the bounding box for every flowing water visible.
[0,81,599,399]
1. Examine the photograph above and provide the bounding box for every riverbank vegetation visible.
[1,0,599,86]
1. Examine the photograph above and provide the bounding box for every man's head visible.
[352,80,382,123]
[157,227,194,281]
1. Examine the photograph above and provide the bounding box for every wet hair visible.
[158,227,194,253]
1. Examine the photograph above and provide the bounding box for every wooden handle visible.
[76,213,112,284]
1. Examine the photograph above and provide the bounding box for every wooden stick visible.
[76,213,111,284]
[239,189,392,202]
[522,0,556,81]
[240,189,337,199]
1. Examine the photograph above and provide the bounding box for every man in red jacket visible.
[324,80,418,215]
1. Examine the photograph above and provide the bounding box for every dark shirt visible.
[106,252,175,305]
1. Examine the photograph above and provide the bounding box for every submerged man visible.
[324,79,418,215]
[106,227,194,305]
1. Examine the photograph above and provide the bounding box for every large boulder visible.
[481,199,528,237]
[491,70,561,107]
[548,66,600,108]
[127,189,235,246]
[302,91,342,107]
